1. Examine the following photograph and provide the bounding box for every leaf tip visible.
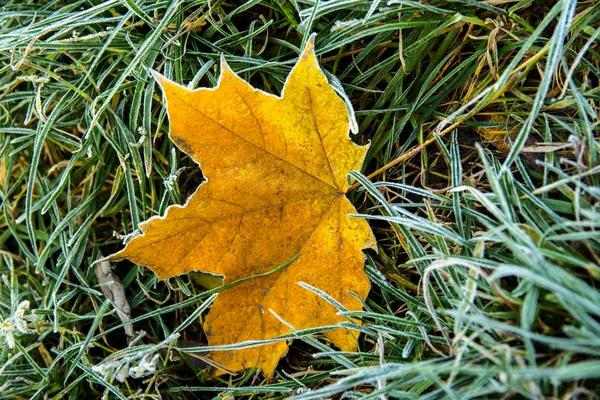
[150,69,167,87]
[219,54,236,79]
[301,33,317,60]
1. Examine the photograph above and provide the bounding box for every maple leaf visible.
[109,35,376,378]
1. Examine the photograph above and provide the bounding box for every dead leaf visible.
[472,114,513,154]
[109,35,375,378]
[95,252,134,338]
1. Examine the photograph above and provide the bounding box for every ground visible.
[1,1,599,399]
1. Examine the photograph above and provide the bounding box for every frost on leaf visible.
[109,35,375,378]
[0,300,47,350]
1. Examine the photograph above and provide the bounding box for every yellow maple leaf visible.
[109,35,375,378]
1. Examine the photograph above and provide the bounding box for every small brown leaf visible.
[95,253,133,338]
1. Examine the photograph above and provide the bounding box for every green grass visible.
[1,0,599,398]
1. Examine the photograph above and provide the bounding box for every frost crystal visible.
[0,300,47,349]
[163,167,187,191]
[128,354,160,378]
[92,332,178,383]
